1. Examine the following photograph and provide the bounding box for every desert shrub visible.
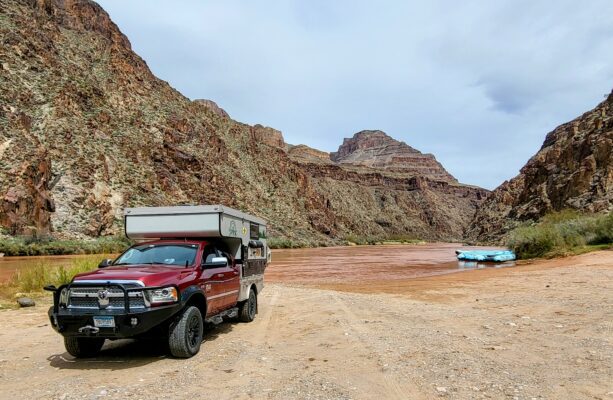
[343,234,369,245]
[8,256,101,293]
[589,212,613,244]
[268,237,298,249]
[507,225,561,259]
[507,211,612,259]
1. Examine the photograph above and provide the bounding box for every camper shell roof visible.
[123,205,266,243]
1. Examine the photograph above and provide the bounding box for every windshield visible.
[114,244,198,267]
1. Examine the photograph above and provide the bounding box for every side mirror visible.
[98,259,113,269]
[202,257,228,268]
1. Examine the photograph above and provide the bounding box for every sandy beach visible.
[0,250,611,400]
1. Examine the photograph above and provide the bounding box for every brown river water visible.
[266,243,513,286]
[0,243,512,284]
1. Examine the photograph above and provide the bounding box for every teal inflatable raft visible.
[455,249,516,262]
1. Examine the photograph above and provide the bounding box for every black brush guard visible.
[44,282,182,338]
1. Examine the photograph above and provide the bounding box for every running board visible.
[205,307,238,325]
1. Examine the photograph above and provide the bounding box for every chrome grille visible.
[67,284,147,310]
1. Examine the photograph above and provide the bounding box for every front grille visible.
[68,285,147,310]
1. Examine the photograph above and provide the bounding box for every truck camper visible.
[45,205,270,358]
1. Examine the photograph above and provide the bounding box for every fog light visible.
[130,317,138,326]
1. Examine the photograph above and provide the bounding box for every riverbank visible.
[506,211,612,259]
[0,243,485,306]
[0,250,610,399]
[0,235,426,256]
[0,236,129,257]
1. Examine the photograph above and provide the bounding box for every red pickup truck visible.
[45,206,269,358]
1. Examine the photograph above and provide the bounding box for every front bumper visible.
[45,282,183,339]
[48,303,182,338]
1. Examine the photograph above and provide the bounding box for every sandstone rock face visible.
[331,130,457,182]
[467,91,613,242]
[0,0,487,243]
[193,99,229,118]
[288,145,333,165]
[251,124,286,150]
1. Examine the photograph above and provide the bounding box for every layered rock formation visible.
[467,91,613,242]
[287,145,333,165]
[289,139,487,241]
[331,130,457,182]
[0,0,487,243]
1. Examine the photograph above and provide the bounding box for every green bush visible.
[7,256,101,293]
[591,212,613,244]
[507,211,613,259]
[268,237,298,249]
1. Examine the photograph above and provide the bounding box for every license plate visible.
[93,316,115,328]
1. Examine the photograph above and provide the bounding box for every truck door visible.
[200,245,227,315]
[219,251,240,309]
[201,246,240,313]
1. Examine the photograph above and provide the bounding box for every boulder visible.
[17,297,35,308]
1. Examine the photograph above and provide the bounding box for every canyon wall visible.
[0,0,487,243]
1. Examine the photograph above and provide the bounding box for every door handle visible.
[217,273,224,278]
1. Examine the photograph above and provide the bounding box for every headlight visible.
[147,287,178,305]
[59,288,69,307]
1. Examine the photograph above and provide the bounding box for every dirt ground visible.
[0,251,611,400]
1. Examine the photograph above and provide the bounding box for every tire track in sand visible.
[330,290,421,399]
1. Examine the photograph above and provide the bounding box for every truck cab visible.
[45,205,269,358]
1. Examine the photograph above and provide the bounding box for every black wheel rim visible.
[248,291,256,319]
[187,315,201,348]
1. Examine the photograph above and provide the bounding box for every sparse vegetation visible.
[344,233,425,246]
[507,210,613,259]
[268,234,426,249]
[1,255,103,301]
[268,237,302,249]
[0,236,131,256]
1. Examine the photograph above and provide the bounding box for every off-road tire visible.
[64,337,105,358]
[238,287,257,322]
[168,306,203,358]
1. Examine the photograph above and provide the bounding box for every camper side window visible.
[250,223,259,240]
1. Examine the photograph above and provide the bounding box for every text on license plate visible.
[93,316,115,328]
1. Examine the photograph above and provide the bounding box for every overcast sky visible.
[98,0,613,190]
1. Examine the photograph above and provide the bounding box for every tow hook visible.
[78,325,100,335]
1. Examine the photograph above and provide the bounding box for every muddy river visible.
[266,243,512,286]
[0,243,511,284]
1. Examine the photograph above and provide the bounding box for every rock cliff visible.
[467,90,613,242]
[289,141,487,241]
[331,130,457,182]
[0,0,487,243]
[193,99,229,119]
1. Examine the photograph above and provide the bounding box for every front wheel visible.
[64,337,105,358]
[168,306,203,358]
[238,288,257,322]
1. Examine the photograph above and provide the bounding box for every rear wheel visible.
[64,337,105,358]
[238,288,257,322]
[168,306,203,358]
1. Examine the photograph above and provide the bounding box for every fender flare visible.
[179,285,208,316]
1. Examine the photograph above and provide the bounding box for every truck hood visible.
[72,265,197,287]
